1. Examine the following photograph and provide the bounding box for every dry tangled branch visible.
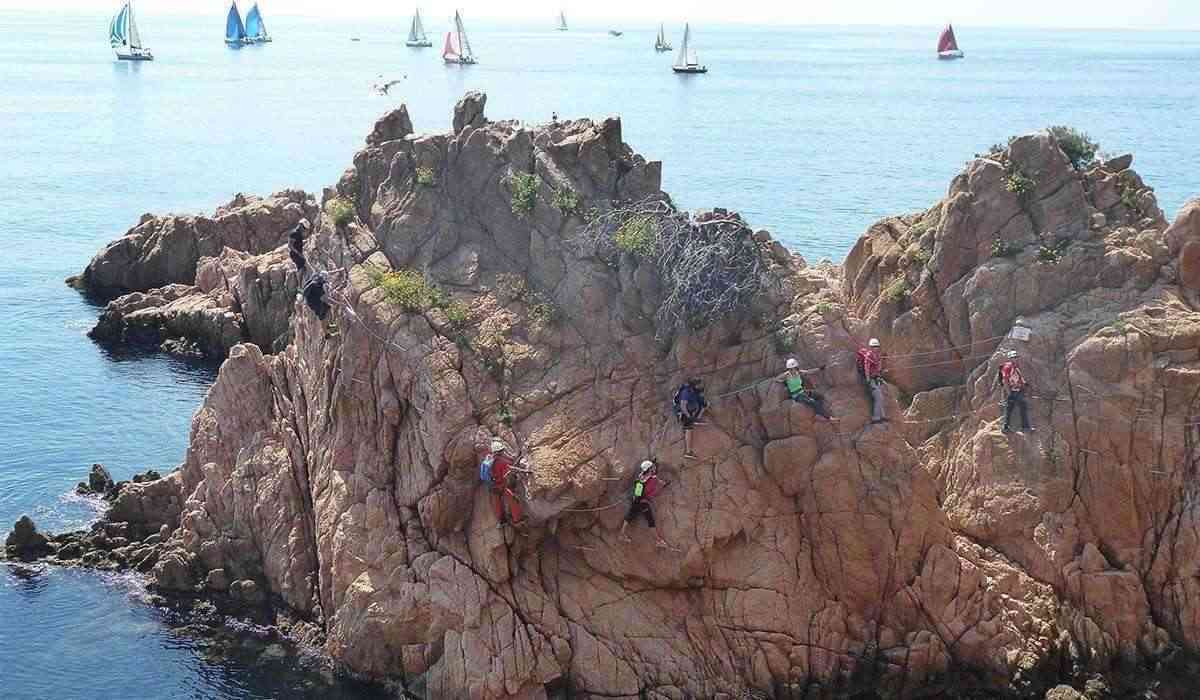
[577,198,764,341]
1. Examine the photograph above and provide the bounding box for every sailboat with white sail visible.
[225,1,249,46]
[442,11,477,65]
[244,2,271,43]
[406,8,432,47]
[672,23,706,74]
[109,0,153,61]
[937,24,964,59]
[557,11,568,31]
[654,23,672,52]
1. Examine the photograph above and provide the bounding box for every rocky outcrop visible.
[59,101,1200,698]
[71,191,318,358]
[5,516,52,561]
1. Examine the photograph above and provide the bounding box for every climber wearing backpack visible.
[779,358,830,419]
[995,350,1034,434]
[481,439,523,527]
[287,219,309,273]
[672,378,708,459]
[302,271,338,338]
[619,460,669,548]
[856,338,886,423]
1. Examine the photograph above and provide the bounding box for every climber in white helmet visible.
[779,357,830,419]
[619,459,669,548]
[995,350,1033,434]
[856,338,887,423]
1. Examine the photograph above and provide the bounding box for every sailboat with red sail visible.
[937,24,963,59]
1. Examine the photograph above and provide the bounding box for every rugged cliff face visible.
[54,94,1200,698]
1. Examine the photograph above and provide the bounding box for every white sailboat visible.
[406,8,432,47]
[672,23,706,73]
[109,0,153,61]
[557,10,568,31]
[654,23,671,52]
[442,11,477,65]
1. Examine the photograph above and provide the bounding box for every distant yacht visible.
[654,23,671,52]
[244,2,271,43]
[672,23,707,74]
[557,10,568,31]
[109,0,153,61]
[442,11,477,65]
[609,30,623,37]
[225,1,249,46]
[937,23,964,59]
[406,8,432,47]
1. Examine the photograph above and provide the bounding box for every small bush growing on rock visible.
[910,246,932,266]
[326,197,355,226]
[1036,238,1070,265]
[494,273,527,300]
[909,221,928,238]
[1120,186,1140,211]
[415,167,436,187]
[368,267,446,311]
[1048,126,1099,170]
[528,292,559,327]
[443,301,470,329]
[509,172,540,217]
[991,238,1020,258]
[1004,169,1035,196]
[882,277,911,304]
[613,216,658,257]
[551,187,580,214]
[815,301,832,315]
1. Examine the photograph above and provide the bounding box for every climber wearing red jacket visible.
[995,351,1033,434]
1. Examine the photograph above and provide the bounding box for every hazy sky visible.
[5,0,1200,28]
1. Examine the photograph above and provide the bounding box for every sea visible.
[0,9,1198,699]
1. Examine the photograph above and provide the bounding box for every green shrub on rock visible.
[1048,126,1099,170]
[326,197,355,226]
[613,216,657,257]
[509,172,540,217]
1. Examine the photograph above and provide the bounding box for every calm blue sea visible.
[0,9,1197,698]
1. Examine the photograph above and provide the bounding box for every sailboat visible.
[654,23,672,52]
[109,0,153,61]
[672,23,707,74]
[244,2,271,43]
[937,23,964,59]
[557,11,568,31]
[225,1,249,46]
[443,11,477,64]
[406,8,432,47]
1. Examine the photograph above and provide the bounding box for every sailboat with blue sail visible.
[244,2,271,43]
[225,1,249,46]
[109,0,153,61]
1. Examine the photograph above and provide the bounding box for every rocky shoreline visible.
[11,92,1200,698]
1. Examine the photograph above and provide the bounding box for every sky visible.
[4,0,1200,28]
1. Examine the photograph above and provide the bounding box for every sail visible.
[415,9,429,39]
[686,48,698,66]
[558,11,567,30]
[937,24,959,52]
[127,1,143,49]
[657,24,664,45]
[245,3,268,41]
[456,12,474,59]
[673,24,690,67]
[109,3,128,47]
[226,1,247,43]
[442,30,460,60]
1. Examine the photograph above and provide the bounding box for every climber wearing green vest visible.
[619,460,669,548]
[780,358,830,419]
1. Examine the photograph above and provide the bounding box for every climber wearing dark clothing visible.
[996,350,1033,433]
[302,271,338,337]
[673,378,707,459]
[288,219,309,272]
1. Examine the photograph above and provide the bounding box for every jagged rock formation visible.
[39,96,1200,698]
[70,191,317,357]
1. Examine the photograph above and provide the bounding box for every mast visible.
[409,12,420,42]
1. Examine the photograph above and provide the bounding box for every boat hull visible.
[444,57,477,65]
[655,46,672,52]
[116,51,153,61]
[406,40,433,47]
[672,66,707,74]
[937,50,964,59]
